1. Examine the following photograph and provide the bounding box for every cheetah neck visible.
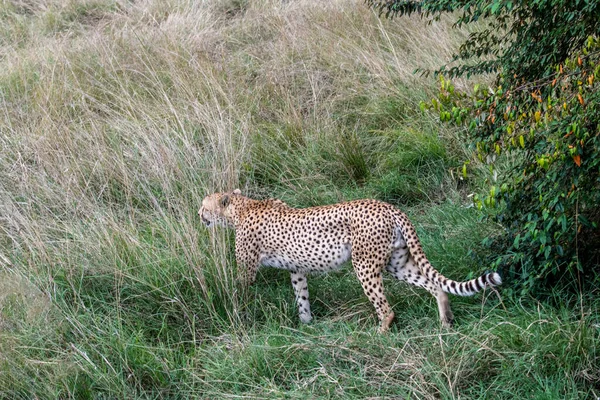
[227,196,260,226]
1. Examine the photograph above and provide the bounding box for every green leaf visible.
[513,234,521,250]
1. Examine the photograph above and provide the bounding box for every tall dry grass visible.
[0,1,477,395]
[1,0,467,298]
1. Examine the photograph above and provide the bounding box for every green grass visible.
[1,0,599,398]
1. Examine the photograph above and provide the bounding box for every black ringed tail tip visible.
[488,272,502,286]
[443,272,502,296]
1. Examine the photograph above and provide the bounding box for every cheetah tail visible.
[394,210,502,297]
[439,272,502,296]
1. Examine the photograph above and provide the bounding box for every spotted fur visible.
[199,190,501,332]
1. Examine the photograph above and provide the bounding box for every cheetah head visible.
[199,189,242,227]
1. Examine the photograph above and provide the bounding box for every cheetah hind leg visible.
[352,259,395,333]
[386,252,454,327]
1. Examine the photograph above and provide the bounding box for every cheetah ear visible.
[233,188,242,195]
[220,195,230,207]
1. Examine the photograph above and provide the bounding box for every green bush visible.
[432,45,600,295]
[368,0,600,294]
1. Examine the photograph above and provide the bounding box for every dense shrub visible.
[433,44,600,295]
[368,0,600,294]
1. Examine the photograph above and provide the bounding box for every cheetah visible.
[199,189,501,332]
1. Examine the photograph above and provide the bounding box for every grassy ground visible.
[1,0,598,398]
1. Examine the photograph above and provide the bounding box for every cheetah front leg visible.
[290,272,312,323]
[235,234,259,286]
